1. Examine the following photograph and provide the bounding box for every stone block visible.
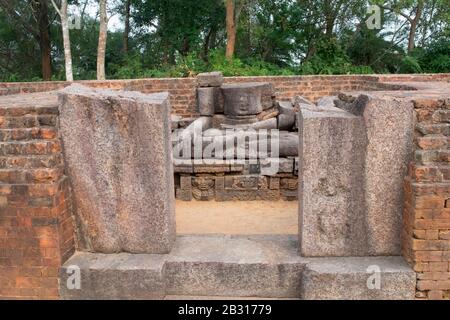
[298,104,367,257]
[214,88,225,114]
[301,257,416,300]
[257,107,279,121]
[59,236,417,300]
[298,96,414,257]
[279,132,299,157]
[197,72,223,87]
[173,159,194,174]
[192,176,215,201]
[251,118,278,130]
[261,83,276,110]
[215,175,279,201]
[278,101,296,130]
[281,189,298,201]
[292,96,313,107]
[221,82,271,117]
[197,87,223,116]
[164,235,303,298]
[197,87,216,116]
[212,114,227,129]
[58,84,175,254]
[280,178,298,191]
[361,97,414,255]
[269,177,280,190]
[176,188,192,201]
[193,159,231,173]
[220,115,259,128]
[60,252,166,300]
[61,235,304,299]
[317,96,337,107]
[260,158,294,175]
[180,175,192,190]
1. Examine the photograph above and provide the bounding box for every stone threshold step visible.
[60,235,415,300]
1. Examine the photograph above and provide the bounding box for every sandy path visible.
[176,200,298,235]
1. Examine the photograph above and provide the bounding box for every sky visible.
[69,1,124,32]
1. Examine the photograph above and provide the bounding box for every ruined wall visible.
[0,74,448,118]
[0,93,75,299]
[1,74,450,300]
[403,98,450,300]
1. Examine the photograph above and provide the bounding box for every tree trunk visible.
[123,0,131,54]
[51,0,74,81]
[325,17,335,38]
[323,0,337,38]
[408,0,424,53]
[226,0,236,60]
[180,37,190,57]
[202,26,213,61]
[97,0,108,80]
[35,0,52,81]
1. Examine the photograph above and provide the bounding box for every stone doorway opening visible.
[171,72,300,236]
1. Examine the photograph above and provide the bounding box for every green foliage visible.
[300,39,374,75]
[208,51,294,76]
[0,0,449,81]
[414,39,450,73]
[109,50,294,79]
[399,55,423,73]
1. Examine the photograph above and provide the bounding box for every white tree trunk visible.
[97,0,108,80]
[51,0,73,81]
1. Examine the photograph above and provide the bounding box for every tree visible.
[97,0,108,80]
[225,0,250,60]
[381,0,425,53]
[133,0,225,65]
[0,0,53,80]
[51,0,74,81]
[123,0,131,54]
[225,0,236,59]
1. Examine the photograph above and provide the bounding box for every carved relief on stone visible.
[224,175,267,191]
[192,176,215,201]
[312,177,347,197]
[280,178,298,190]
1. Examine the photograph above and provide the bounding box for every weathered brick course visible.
[0,73,449,299]
[0,94,74,299]
[403,95,450,300]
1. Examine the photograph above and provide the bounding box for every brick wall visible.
[403,98,450,300]
[0,74,448,117]
[1,74,450,300]
[0,93,75,299]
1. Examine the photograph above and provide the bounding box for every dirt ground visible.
[176,200,298,235]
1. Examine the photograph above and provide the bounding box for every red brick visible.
[417,136,447,150]
[417,272,450,280]
[414,195,445,209]
[15,277,41,288]
[439,230,450,240]
[413,166,442,182]
[414,99,445,110]
[429,262,449,272]
[417,280,450,291]
[414,219,450,229]
[428,290,444,300]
